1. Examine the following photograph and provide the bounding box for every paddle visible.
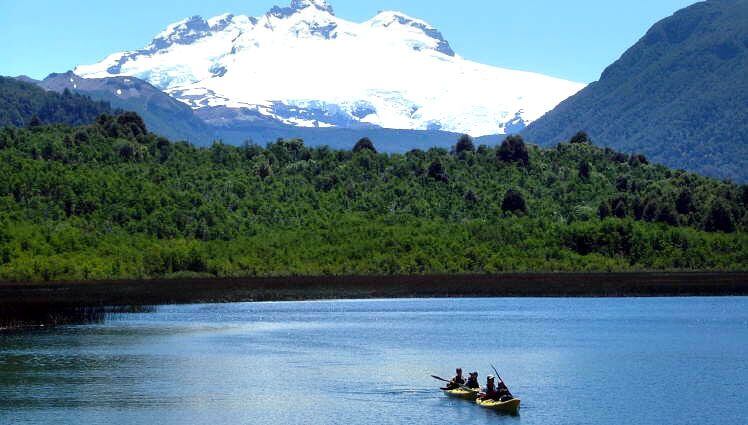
[490,364,515,399]
[430,375,450,383]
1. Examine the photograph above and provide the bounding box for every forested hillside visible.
[0,77,113,127]
[0,115,745,282]
[523,0,748,182]
[37,72,216,144]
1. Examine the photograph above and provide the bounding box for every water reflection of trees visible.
[0,304,155,330]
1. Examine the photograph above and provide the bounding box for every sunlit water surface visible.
[1,297,747,425]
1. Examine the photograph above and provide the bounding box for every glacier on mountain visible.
[75,0,585,136]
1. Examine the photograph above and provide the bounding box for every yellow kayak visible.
[442,387,482,400]
[476,397,521,415]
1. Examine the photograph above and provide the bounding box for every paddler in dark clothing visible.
[445,368,466,390]
[480,375,498,400]
[479,376,513,401]
[465,371,480,389]
[496,380,513,401]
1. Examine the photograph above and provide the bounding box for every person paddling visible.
[479,375,497,400]
[496,380,513,401]
[479,375,513,402]
[465,371,480,389]
[445,368,466,390]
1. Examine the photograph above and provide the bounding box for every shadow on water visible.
[0,303,155,331]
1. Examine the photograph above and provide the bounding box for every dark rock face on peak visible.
[210,14,236,32]
[106,14,242,75]
[376,13,455,57]
[151,16,212,51]
[391,14,455,57]
[523,0,748,182]
[269,0,335,19]
[292,0,334,14]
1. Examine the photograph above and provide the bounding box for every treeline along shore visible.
[4,272,748,305]
[1,272,747,328]
[1,113,747,327]
[1,116,746,283]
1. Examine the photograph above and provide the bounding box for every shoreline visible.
[2,272,747,305]
[1,272,746,329]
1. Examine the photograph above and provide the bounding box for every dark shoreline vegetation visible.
[0,304,154,331]
[0,113,746,282]
[2,273,747,329]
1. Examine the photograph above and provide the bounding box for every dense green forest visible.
[0,114,745,282]
[0,77,114,128]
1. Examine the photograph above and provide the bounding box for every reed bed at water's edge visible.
[1,272,746,329]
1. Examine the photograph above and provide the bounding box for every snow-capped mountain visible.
[75,0,585,136]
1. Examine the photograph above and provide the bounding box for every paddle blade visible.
[431,375,450,383]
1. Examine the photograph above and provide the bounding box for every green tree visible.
[704,200,735,233]
[353,137,377,154]
[497,135,529,166]
[676,189,694,215]
[612,198,628,218]
[629,154,649,166]
[501,189,527,215]
[116,112,148,138]
[570,131,591,145]
[656,204,678,226]
[464,190,479,204]
[642,199,660,222]
[579,160,591,180]
[453,134,475,155]
[598,203,611,219]
[615,176,629,192]
[427,160,449,183]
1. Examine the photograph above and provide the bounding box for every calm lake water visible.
[1,297,747,425]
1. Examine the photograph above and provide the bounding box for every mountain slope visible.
[37,72,215,143]
[0,77,113,127]
[10,71,500,151]
[522,0,748,182]
[75,0,584,136]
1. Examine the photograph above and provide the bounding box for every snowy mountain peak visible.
[75,3,585,136]
[292,0,334,14]
[368,11,455,57]
[148,16,212,51]
[269,0,335,19]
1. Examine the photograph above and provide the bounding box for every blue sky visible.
[0,0,698,82]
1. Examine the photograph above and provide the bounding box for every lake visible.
[1,297,747,424]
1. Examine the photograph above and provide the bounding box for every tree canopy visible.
[0,115,745,282]
[497,135,529,166]
[0,77,114,127]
